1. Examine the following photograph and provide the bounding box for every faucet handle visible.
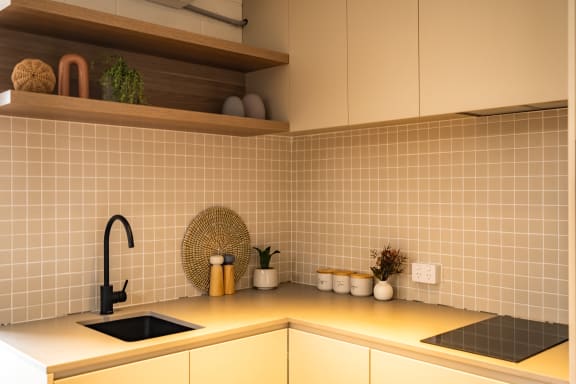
[112,279,129,304]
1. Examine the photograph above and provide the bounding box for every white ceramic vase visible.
[373,279,393,301]
[253,268,278,290]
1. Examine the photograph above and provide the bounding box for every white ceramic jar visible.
[316,268,334,291]
[350,273,373,296]
[332,270,352,294]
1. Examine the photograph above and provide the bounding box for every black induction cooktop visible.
[421,315,568,362]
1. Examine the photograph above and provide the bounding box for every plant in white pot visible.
[253,246,280,290]
[370,244,407,300]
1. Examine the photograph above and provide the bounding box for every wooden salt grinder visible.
[209,255,224,297]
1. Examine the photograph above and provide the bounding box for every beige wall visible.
[53,0,243,42]
[293,109,568,324]
[0,109,568,325]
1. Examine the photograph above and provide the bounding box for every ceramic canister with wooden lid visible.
[332,270,352,294]
[350,273,373,296]
[316,268,334,291]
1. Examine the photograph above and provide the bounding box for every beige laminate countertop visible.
[0,283,568,383]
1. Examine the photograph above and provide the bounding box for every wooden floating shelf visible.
[0,91,289,136]
[0,0,289,72]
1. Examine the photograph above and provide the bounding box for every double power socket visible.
[411,263,441,284]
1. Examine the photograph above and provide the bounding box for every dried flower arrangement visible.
[370,244,407,281]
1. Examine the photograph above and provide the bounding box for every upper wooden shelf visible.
[0,91,289,136]
[0,0,289,72]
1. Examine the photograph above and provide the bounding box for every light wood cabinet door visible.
[371,349,508,384]
[419,0,567,116]
[289,329,369,384]
[348,0,419,124]
[55,351,188,384]
[189,329,288,384]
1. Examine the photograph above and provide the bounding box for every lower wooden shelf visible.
[0,90,289,136]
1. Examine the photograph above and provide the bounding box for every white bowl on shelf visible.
[242,93,266,119]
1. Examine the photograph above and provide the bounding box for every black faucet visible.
[100,214,134,315]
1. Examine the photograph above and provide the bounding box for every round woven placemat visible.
[182,206,251,292]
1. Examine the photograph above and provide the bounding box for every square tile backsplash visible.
[0,117,291,324]
[292,109,568,324]
[0,108,568,325]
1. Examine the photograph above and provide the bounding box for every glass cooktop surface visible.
[421,315,568,362]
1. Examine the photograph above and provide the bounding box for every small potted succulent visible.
[253,246,280,290]
[370,244,407,300]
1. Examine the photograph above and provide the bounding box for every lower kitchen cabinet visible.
[289,329,369,384]
[189,329,287,384]
[371,349,508,384]
[54,330,286,384]
[45,329,522,384]
[54,351,188,384]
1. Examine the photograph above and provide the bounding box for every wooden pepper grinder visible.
[223,254,236,295]
[209,255,224,297]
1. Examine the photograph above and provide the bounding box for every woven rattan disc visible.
[182,206,251,292]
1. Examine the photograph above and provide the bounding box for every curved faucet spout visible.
[101,214,134,314]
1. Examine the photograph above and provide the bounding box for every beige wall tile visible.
[0,115,291,323]
[292,110,568,323]
[0,109,568,325]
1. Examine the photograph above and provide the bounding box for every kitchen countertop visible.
[0,283,568,383]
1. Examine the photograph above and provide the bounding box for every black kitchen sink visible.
[82,313,202,342]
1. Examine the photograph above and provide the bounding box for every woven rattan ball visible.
[11,59,56,93]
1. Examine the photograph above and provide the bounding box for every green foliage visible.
[253,246,280,269]
[99,56,145,104]
[370,244,407,281]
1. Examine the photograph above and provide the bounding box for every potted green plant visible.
[253,246,280,289]
[370,244,407,300]
[99,55,145,104]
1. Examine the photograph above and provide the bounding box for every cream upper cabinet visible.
[245,0,349,132]
[247,0,418,132]
[419,0,568,116]
[55,351,188,384]
[243,0,348,132]
[288,0,349,131]
[348,0,419,124]
[289,329,369,384]
[371,349,508,384]
[189,329,288,384]
[247,0,567,129]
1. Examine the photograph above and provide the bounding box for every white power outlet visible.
[411,263,440,284]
